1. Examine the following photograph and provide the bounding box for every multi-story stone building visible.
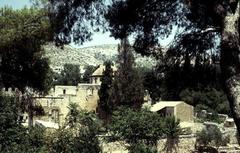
[34,65,117,126]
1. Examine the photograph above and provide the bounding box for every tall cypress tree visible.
[111,38,144,109]
[98,61,114,123]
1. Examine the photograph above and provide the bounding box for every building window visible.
[87,88,94,96]
[95,78,97,83]
[63,89,66,94]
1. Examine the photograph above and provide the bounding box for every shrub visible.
[48,103,102,153]
[108,108,183,152]
[108,107,164,146]
[0,94,47,153]
[163,117,182,153]
[196,126,230,150]
[129,142,158,153]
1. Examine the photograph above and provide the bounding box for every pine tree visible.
[98,61,114,123]
[111,38,144,109]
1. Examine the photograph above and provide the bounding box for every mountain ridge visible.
[44,44,157,71]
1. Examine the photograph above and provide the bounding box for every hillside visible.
[44,44,157,71]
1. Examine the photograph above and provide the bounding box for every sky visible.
[0,0,175,48]
[0,0,30,9]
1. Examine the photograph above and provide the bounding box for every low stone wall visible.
[101,137,240,153]
[157,137,196,153]
[101,141,128,153]
[101,137,196,153]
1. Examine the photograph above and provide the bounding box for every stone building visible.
[90,65,117,84]
[35,65,116,126]
[150,101,194,122]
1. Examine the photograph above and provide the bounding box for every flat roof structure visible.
[150,101,183,112]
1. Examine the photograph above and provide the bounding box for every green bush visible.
[108,107,164,146]
[180,88,230,115]
[196,126,230,149]
[163,117,182,153]
[48,103,102,153]
[129,143,158,153]
[0,94,47,153]
[108,108,182,152]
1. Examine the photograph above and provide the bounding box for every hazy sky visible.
[0,0,30,9]
[0,0,174,48]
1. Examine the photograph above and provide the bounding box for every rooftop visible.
[92,65,117,76]
[150,101,184,112]
[35,120,59,129]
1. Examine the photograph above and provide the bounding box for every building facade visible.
[150,101,194,122]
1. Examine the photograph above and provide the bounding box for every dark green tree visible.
[105,0,240,137]
[108,107,164,152]
[142,69,163,102]
[47,0,106,46]
[0,7,53,94]
[48,103,101,153]
[180,87,230,115]
[98,61,114,123]
[0,93,47,153]
[82,65,98,83]
[111,39,144,109]
[54,64,81,86]
[0,7,53,127]
[0,93,25,152]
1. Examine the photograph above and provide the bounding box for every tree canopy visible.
[110,39,144,109]
[105,0,240,135]
[0,7,53,94]
[82,65,98,83]
[49,103,102,153]
[48,0,107,45]
[98,61,114,122]
[54,64,81,86]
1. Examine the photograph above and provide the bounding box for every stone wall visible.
[100,137,196,153]
[176,102,194,122]
[36,83,100,125]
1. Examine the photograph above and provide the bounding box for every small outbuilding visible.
[150,101,194,122]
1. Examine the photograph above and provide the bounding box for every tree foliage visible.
[0,93,23,152]
[82,65,98,83]
[48,103,102,153]
[98,61,114,122]
[163,117,182,153]
[108,108,182,152]
[196,126,230,150]
[54,64,81,86]
[111,39,144,109]
[129,142,158,153]
[108,107,164,151]
[105,0,238,56]
[0,7,53,94]
[48,0,106,45]
[138,67,163,102]
[0,94,102,153]
[180,87,230,115]
[0,93,47,153]
[105,0,190,61]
